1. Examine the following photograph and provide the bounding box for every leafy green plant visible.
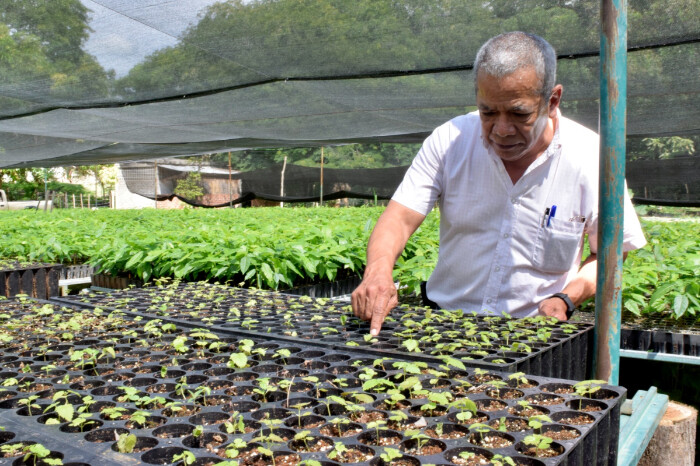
[522,433,555,456]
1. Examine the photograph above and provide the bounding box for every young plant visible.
[223,411,246,435]
[528,414,553,434]
[22,443,62,466]
[172,450,196,466]
[18,395,40,416]
[224,438,248,458]
[116,433,137,453]
[468,422,497,443]
[450,398,478,423]
[379,447,403,464]
[522,433,555,456]
[507,372,529,388]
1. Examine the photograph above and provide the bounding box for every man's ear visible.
[548,84,563,117]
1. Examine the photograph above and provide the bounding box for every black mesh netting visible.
[121,161,408,206]
[0,0,698,204]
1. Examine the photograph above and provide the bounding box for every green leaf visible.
[673,295,689,318]
[55,403,74,422]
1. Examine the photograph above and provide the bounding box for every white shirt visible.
[392,111,647,317]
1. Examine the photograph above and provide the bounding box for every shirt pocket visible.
[532,218,585,274]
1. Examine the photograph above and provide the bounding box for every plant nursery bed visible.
[0,260,62,300]
[0,296,623,466]
[574,310,700,356]
[55,282,593,379]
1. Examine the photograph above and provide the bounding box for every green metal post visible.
[594,0,627,384]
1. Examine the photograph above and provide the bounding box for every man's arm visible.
[352,201,426,335]
[538,252,628,320]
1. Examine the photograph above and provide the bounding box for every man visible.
[351,31,646,336]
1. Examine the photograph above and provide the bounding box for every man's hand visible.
[538,296,568,321]
[351,201,426,336]
[351,273,398,336]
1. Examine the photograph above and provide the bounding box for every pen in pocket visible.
[546,205,557,227]
[541,207,550,227]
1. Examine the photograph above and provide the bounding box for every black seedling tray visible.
[55,282,594,378]
[0,297,623,466]
[573,310,700,356]
[0,262,62,300]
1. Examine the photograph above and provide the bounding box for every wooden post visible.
[80,193,84,208]
[64,192,68,209]
[88,194,91,209]
[72,194,76,208]
[639,401,697,466]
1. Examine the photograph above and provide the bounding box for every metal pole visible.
[228,151,233,208]
[43,168,48,212]
[594,0,627,384]
[280,155,287,208]
[320,147,324,206]
[154,162,158,209]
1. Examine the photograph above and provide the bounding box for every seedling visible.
[293,430,313,451]
[18,395,40,415]
[573,379,607,409]
[172,451,196,466]
[522,433,555,456]
[468,422,496,443]
[327,442,349,461]
[116,433,137,453]
[507,372,529,388]
[528,414,553,433]
[450,398,478,422]
[405,429,431,452]
[22,443,62,466]
[367,419,387,442]
[380,447,403,463]
[224,438,248,458]
[224,412,246,434]
[491,454,516,466]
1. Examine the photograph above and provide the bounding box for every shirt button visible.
[495,266,501,272]
[511,198,517,204]
[503,233,509,238]
[487,299,492,304]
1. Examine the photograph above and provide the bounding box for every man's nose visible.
[493,115,516,137]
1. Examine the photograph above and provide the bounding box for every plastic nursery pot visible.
[110,436,159,455]
[327,444,375,464]
[140,446,189,465]
[11,451,64,466]
[443,446,494,465]
[399,438,447,456]
[357,430,404,447]
[515,440,566,459]
[370,454,421,466]
[84,427,130,443]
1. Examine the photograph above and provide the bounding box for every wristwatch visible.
[551,292,575,319]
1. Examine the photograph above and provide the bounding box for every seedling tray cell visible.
[0,297,624,465]
[54,282,594,378]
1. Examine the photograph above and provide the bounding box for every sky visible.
[81,0,223,77]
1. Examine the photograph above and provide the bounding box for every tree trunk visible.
[639,401,697,466]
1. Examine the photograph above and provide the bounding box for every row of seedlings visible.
[57,282,593,378]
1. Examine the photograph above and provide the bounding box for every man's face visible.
[476,67,558,163]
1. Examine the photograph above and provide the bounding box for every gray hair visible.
[474,32,557,98]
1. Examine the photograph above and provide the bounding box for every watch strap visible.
[551,292,575,319]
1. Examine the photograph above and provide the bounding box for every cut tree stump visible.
[639,401,697,466]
